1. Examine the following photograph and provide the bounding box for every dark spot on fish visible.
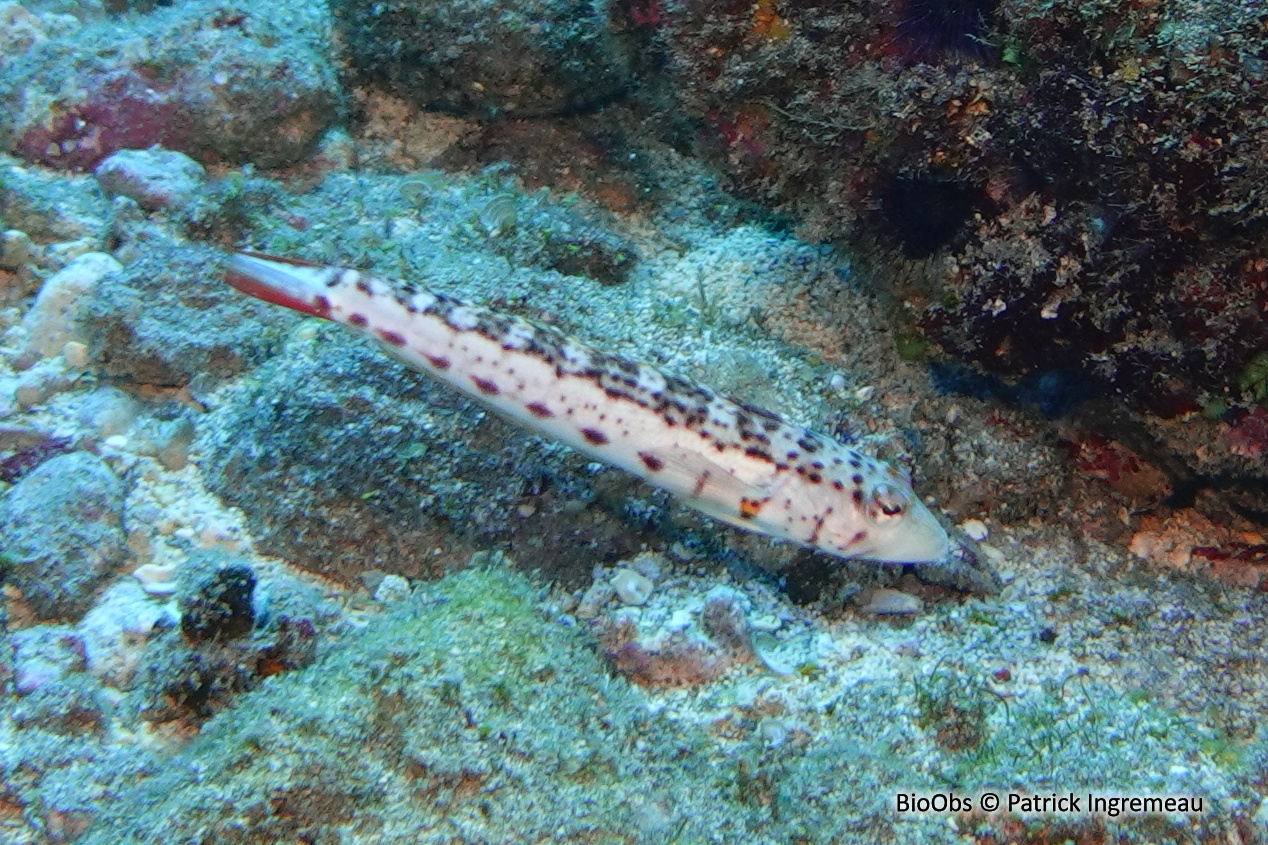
[348,313,368,327]
[471,376,500,395]
[807,473,823,484]
[809,513,827,543]
[744,446,773,462]
[693,472,710,497]
[639,452,664,471]
[426,354,450,370]
[526,402,554,419]
[582,427,609,445]
[849,457,862,469]
[797,436,820,452]
[313,295,331,315]
[852,490,864,505]
[852,474,864,485]
[377,329,406,346]
[739,497,764,519]
[845,530,866,548]
[832,480,845,491]
[355,278,373,294]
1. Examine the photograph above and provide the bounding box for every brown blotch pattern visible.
[582,427,610,445]
[639,451,664,471]
[377,329,407,346]
[471,376,500,395]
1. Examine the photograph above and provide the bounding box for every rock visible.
[373,574,411,604]
[13,360,75,407]
[196,326,652,585]
[0,228,38,270]
[88,239,293,386]
[11,625,87,695]
[94,148,206,211]
[0,451,128,621]
[79,580,176,688]
[180,561,257,643]
[0,0,339,171]
[154,416,196,471]
[611,567,654,606]
[0,160,109,242]
[860,588,924,616]
[19,251,121,360]
[333,0,631,118]
[10,671,107,735]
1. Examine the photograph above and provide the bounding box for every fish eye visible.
[872,483,908,517]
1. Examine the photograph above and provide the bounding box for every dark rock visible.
[180,562,257,643]
[0,452,127,621]
[133,553,329,720]
[655,0,1268,419]
[333,0,631,118]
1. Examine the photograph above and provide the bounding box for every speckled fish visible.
[224,252,951,563]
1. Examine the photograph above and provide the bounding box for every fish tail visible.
[225,252,337,320]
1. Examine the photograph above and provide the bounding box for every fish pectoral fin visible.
[639,444,771,532]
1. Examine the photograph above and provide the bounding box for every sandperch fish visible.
[224,252,951,564]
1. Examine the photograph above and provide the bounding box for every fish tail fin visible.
[225,251,338,320]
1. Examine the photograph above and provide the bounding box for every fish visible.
[224,251,951,564]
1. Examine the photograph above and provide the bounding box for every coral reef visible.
[654,0,1268,422]
[0,0,339,171]
[333,0,632,118]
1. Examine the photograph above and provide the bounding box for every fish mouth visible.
[866,500,951,563]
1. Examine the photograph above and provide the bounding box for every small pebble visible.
[132,562,179,596]
[94,148,207,211]
[0,230,37,270]
[862,588,923,615]
[750,631,795,675]
[611,568,655,606]
[155,417,195,471]
[960,519,989,542]
[373,574,411,604]
[575,580,615,618]
[62,340,89,369]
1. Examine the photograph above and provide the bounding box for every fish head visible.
[820,472,951,564]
